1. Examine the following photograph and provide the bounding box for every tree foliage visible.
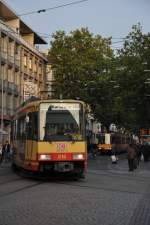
[48,28,116,128]
[116,23,150,131]
[48,25,150,132]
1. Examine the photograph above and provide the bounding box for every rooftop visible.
[0,0,47,44]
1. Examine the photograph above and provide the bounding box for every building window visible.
[15,72,20,85]
[1,34,7,54]
[24,55,27,67]
[15,44,20,59]
[29,57,33,70]
[7,95,11,108]
[8,68,13,83]
[34,60,37,73]
[8,39,14,57]
[39,64,42,74]
[14,97,19,109]
[1,65,7,80]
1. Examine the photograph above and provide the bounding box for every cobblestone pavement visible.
[0,155,150,225]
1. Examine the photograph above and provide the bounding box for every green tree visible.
[48,28,116,129]
[116,23,150,132]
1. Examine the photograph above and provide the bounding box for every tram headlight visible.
[39,154,51,160]
[73,154,84,160]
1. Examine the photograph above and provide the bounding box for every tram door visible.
[25,112,38,160]
[105,133,111,145]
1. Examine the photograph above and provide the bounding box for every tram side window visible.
[33,112,38,140]
[17,116,26,141]
[26,112,38,140]
[112,135,121,144]
[12,120,18,140]
[97,134,105,144]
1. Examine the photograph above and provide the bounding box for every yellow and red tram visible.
[97,132,132,154]
[11,99,87,178]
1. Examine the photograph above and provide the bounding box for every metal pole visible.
[0,27,4,145]
[1,68,3,145]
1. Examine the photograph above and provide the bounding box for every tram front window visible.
[141,135,150,145]
[39,103,84,141]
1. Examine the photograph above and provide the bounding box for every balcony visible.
[0,107,11,120]
[0,80,20,97]
[13,84,19,97]
[4,80,8,91]
[39,75,43,83]
[7,82,14,95]
[8,55,14,68]
[15,55,20,70]
[23,66,28,75]
[6,107,14,116]
[1,50,7,64]
[0,79,8,92]
[0,106,14,117]
[0,79,2,91]
[33,71,38,80]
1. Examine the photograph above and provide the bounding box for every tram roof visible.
[16,98,86,114]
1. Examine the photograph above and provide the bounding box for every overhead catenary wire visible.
[18,0,89,17]
[1,27,125,45]
[35,31,129,45]
[111,40,125,46]
[0,14,130,46]
[0,20,126,50]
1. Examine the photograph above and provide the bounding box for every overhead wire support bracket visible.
[18,0,89,17]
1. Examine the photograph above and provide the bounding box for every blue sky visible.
[3,0,150,49]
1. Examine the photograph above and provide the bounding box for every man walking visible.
[2,141,11,162]
[126,143,136,171]
[0,144,3,164]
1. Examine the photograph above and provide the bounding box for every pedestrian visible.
[2,141,11,163]
[89,144,97,159]
[111,144,118,164]
[0,144,3,164]
[126,143,137,171]
[134,143,142,166]
[141,143,150,162]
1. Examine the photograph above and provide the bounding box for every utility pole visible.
[0,27,4,145]
[1,69,4,145]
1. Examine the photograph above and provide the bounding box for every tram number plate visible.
[57,154,67,160]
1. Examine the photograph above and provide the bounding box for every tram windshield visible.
[39,102,84,141]
[141,135,150,145]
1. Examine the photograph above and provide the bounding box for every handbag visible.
[111,155,117,162]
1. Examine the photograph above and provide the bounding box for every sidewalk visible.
[0,161,11,169]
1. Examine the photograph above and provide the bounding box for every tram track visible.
[0,171,145,199]
[88,170,150,182]
[53,179,146,196]
[0,171,13,177]
[0,173,148,200]
[0,177,23,185]
[1,166,149,185]
[0,181,43,198]
[0,160,150,200]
